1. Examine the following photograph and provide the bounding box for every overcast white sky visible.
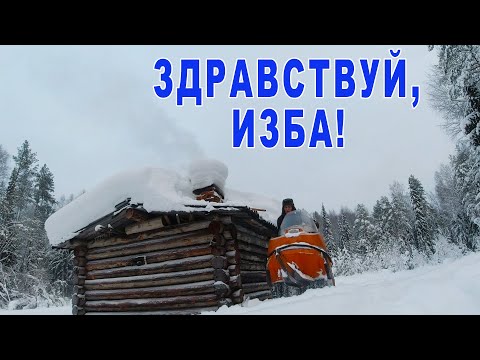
[0,45,454,214]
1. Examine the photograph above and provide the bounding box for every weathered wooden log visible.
[210,246,226,256]
[86,243,213,272]
[225,240,235,252]
[218,298,233,308]
[160,213,184,226]
[84,293,219,312]
[231,289,244,304]
[208,221,224,235]
[87,229,212,257]
[226,250,241,265]
[241,271,267,284]
[237,232,269,249]
[225,223,237,239]
[240,262,267,271]
[70,239,88,248]
[229,275,242,289]
[125,208,150,223]
[234,223,270,245]
[73,257,87,267]
[239,250,265,263]
[211,256,227,269]
[238,242,267,257]
[85,280,229,301]
[87,220,211,249]
[86,231,213,260]
[225,230,268,249]
[213,269,229,283]
[70,208,131,242]
[135,220,212,241]
[162,215,172,226]
[86,254,215,280]
[73,266,86,276]
[225,236,241,292]
[125,216,164,235]
[84,268,215,290]
[73,285,85,295]
[214,281,230,298]
[235,219,275,239]
[233,222,267,238]
[74,247,87,257]
[228,264,240,277]
[243,282,271,294]
[72,293,86,307]
[223,231,234,241]
[227,240,266,256]
[73,274,86,286]
[212,233,226,247]
[85,306,220,315]
[72,305,86,315]
[245,290,272,301]
[216,215,232,224]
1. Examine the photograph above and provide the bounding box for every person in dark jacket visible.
[277,198,296,229]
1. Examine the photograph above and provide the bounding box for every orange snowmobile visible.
[267,209,335,298]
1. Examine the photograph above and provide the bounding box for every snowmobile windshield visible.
[279,209,319,235]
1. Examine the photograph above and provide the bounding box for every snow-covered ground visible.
[2,251,480,315]
[0,305,71,315]
[209,251,480,315]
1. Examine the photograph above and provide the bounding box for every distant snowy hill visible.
[3,251,479,315]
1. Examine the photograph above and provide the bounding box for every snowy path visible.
[0,305,71,315]
[2,252,480,315]
[208,252,480,315]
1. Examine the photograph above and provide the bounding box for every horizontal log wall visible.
[72,244,87,315]
[79,217,232,314]
[71,213,275,314]
[84,294,220,312]
[85,280,229,301]
[229,221,272,301]
[85,306,219,315]
[86,230,213,260]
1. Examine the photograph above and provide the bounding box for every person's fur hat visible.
[282,198,294,207]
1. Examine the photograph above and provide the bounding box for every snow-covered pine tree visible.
[371,196,394,250]
[0,145,9,198]
[0,141,74,308]
[389,181,415,264]
[428,45,480,250]
[12,140,38,217]
[34,165,56,223]
[461,88,480,240]
[452,142,480,250]
[24,164,57,273]
[464,85,480,147]
[427,45,480,122]
[0,167,19,267]
[9,141,39,275]
[433,162,467,249]
[48,189,76,298]
[333,209,362,275]
[371,196,399,269]
[312,210,322,230]
[353,203,375,257]
[321,204,337,256]
[408,175,436,257]
[338,211,352,251]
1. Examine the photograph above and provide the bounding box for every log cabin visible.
[51,183,278,315]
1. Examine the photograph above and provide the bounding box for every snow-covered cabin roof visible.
[45,161,281,247]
